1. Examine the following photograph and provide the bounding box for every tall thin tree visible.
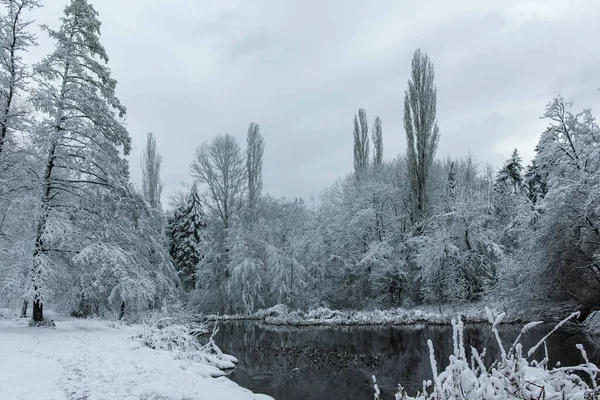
[246,122,264,216]
[353,108,369,174]
[372,116,383,167]
[404,49,440,223]
[141,132,163,209]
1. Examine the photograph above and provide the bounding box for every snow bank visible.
[202,301,582,326]
[374,309,600,400]
[203,304,505,326]
[0,313,272,400]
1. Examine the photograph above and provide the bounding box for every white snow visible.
[0,313,272,400]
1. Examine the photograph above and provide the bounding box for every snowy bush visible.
[374,308,600,399]
[28,318,56,328]
[261,305,450,325]
[139,317,237,370]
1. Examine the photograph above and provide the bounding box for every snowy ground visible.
[0,312,272,400]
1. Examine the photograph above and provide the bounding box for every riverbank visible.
[203,302,581,327]
[0,312,272,400]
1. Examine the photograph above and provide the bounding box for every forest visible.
[0,0,599,325]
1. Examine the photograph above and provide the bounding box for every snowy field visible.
[0,312,272,400]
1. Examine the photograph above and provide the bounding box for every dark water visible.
[215,320,600,400]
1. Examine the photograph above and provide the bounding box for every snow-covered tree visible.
[188,134,247,313]
[191,134,246,230]
[372,116,383,167]
[226,226,264,314]
[523,158,548,206]
[28,0,132,322]
[0,0,40,317]
[404,49,440,224]
[496,149,524,194]
[353,108,369,175]
[246,122,263,218]
[493,149,530,251]
[415,155,501,303]
[260,196,310,307]
[69,188,177,318]
[141,132,163,209]
[316,160,409,308]
[0,0,39,157]
[521,97,600,310]
[167,185,206,291]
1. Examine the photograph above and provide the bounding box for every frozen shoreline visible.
[202,303,583,327]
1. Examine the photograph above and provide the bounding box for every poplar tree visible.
[404,49,440,223]
[141,132,163,209]
[372,116,383,167]
[353,108,369,174]
[246,122,264,217]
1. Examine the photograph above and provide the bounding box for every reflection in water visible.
[215,321,599,400]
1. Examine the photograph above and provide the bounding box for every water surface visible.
[215,320,599,399]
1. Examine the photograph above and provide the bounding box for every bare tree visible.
[190,134,246,230]
[372,116,383,167]
[404,49,440,223]
[141,132,163,209]
[246,122,264,216]
[353,108,369,174]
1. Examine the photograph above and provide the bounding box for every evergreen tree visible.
[496,149,523,194]
[167,186,206,291]
[494,149,526,226]
[524,158,548,206]
[28,0,131,322]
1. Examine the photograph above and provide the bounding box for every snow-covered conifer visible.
[28,0,131,321]
[167,185,206,291]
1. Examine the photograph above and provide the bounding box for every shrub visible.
[374,308,599,399]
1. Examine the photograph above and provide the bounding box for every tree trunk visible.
[20,299,28,318]
[29,143,57,323]
[119,301,125,320]
[32,297,43,322]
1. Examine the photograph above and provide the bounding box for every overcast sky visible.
[27,0,600,205]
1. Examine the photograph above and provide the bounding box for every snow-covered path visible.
[0,314,272,400]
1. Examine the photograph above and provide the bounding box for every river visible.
[215,320,599,399]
